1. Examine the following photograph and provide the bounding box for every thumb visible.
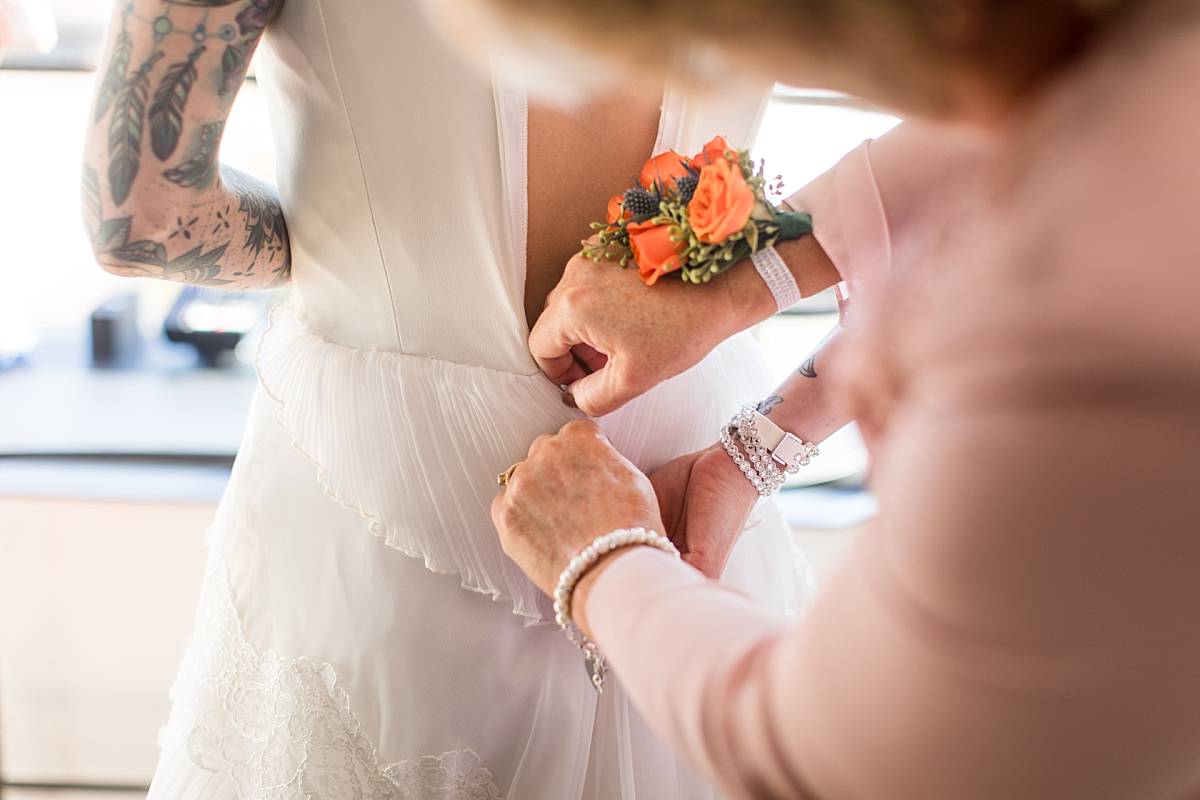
[649,452,702,543]
[566,359,639,418]
[529,302,589,386]
[684,493,753,579]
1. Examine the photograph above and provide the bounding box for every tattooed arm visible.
[752,325,848,442]
[82,0,289,289]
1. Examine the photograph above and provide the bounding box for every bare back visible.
[526,91,662,326]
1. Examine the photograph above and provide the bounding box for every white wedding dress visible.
[146,2,810,798]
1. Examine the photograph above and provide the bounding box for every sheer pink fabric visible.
[587,8,1200,799]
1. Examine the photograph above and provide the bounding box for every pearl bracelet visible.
[553,527,680,693]
[720,403,820,497]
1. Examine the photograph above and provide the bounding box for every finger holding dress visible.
[492,418,665,598]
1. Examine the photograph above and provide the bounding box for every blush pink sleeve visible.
[590,361,1200,799]
[784,121,994,286]
[587,548,819,799]
[586,103,1200,798]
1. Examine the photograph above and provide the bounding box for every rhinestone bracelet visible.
[721,403,819,497]
[722,415,782,495]
[736,408,787,491]
[721,405,786,496]
[553,527,680,693]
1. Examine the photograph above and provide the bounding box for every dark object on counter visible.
[91,292,141,368]
[163,286,268,367]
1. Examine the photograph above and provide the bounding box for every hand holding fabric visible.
[491,419,665,600]
[649,444,759,578]
[528,250,761,417]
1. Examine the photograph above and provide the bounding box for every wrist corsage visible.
[583,135,813,286]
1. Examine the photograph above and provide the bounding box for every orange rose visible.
[627,220,685,286]
[606,194,630,225]
[688,158,755,244]
[689,135,733,169]
[639,151,690,191]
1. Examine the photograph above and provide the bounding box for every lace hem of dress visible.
[159,550,503,800]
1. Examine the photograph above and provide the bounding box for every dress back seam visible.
[311,0,405,352]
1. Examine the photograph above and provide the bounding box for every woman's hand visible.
[529,249,777,417]
[529,235,838,418]
[649,444,758,578]
[491,419,665,599]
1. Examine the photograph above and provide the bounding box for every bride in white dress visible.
[84,0,808,796]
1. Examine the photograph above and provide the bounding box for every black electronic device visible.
[90,292,141,367]
[163,286,269,366]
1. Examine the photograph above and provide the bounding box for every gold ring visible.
[497,462,521,488]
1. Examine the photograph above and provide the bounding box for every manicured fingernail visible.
[562,393,577,408]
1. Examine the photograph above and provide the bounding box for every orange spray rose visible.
[688,158,755,244]
[627,220,685,285]
[606,194,630,225]
[689,134,732,168]
[639,151,690,191]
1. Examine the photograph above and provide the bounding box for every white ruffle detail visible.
[159,551,503,800]
[254,304,785,624]
[256,303,576,623]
